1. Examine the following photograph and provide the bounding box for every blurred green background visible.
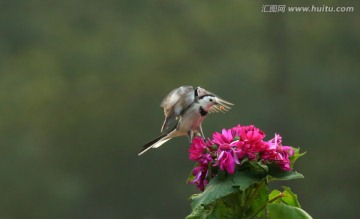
[1,0,359,218]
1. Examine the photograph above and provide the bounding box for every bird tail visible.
[138,132,171,156]
[160,118,168,133]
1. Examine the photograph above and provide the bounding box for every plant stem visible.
[268,192,285,203]
[244,180,266,210]
[244,192,284,219]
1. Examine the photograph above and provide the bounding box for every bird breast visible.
[178,107,206,132]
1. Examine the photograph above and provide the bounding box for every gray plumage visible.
[160,86,233,133]
[138,86,233,156]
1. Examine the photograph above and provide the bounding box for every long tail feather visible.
[138,133,169,156]
[161,118,169,133]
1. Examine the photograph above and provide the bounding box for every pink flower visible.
[262,134,294,171]
[230,124,242,137]
[190,166,209,191]
[198,153,213,166]
[188,124,296,191]
[211,128,243,174]
[212,128,235,145]
[188,139,214,190]
[189,137,207,161]
[238,125,266,144]
[267,134,282,150]
[232,125,267,159]
[276,146,294,171]
[215,150,236,174]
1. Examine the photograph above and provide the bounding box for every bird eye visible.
[209,99,213,102]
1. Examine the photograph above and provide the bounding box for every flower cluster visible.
[188,124,294,191]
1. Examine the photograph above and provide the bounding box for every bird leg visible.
[187,130,194,142]
[198,125,205,139]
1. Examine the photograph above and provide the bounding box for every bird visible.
[138,86,233,156]
[160,86,233,134]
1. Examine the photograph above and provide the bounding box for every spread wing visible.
[159,86,234,133]
[160,86,195,133]
[196,87,234,113]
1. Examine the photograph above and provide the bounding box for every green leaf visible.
[190,173,238,210]
[246,160,268,177]
[190,171,261,210]
[187,163,199,183]
[268,189,282,201]
[232,171,262,191]
[269,187,301,207]
[187,173,195,183]
[186,199,235,219]
[186,205,207,219]
[249,184,268,218]
[267,203,313,219]
[268,166,304,181]
[207,200,236,219]
[281,187,301,208]
[290,148,306,169]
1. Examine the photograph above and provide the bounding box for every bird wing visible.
[160,85,195,117]
[160,86,195,133]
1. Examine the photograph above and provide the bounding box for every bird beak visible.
[214,98,221,106]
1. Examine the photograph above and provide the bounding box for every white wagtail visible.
[138,86,233,156]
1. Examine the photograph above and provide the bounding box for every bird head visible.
[198,94,220,110]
